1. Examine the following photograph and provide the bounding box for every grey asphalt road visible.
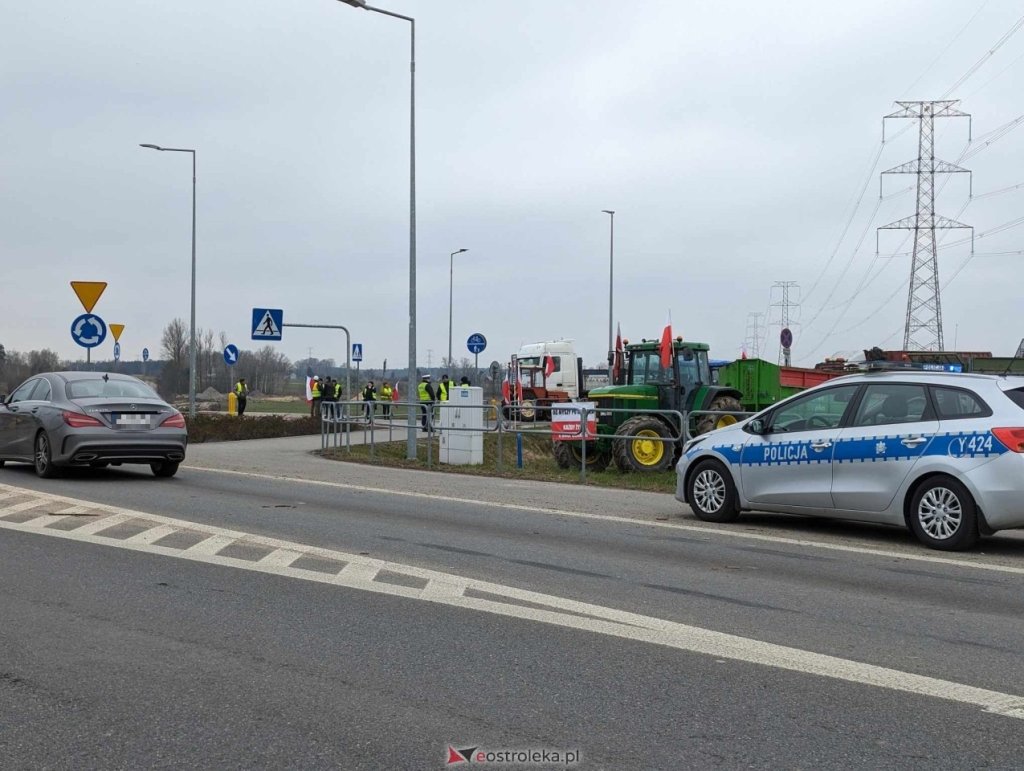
[3,437,1024,768]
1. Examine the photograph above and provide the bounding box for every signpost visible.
[780,327,793,367]
[223,344,239,366]
[142,347,149,376]
[467,333,487,377]
[110,324,125,343]
[113,342,121,362]
[70,281,108,364]
[70,313,107,354]
[251,308,283,341]
[352,343,363,375]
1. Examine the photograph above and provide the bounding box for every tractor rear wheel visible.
[613,416,675,473]
[696,396,744,436]
[519,399,537,421]
[552,440,610,471]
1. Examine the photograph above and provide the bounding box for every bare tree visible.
[159,318,188,398]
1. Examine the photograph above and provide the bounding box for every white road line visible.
[183,465,1024,577]
[2,483,1024,721]
[184,534,236,557]
[257,548,303,569]
[20,513,68,528]
[72,513,131,536]
[0,498,55,516]
[124,525,179,545]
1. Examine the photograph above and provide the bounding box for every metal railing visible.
[318,398,753,482]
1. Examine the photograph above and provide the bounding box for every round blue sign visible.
[70,313,107,349]
[780,327,794,349]
[467,333,487,355]
[223,344,239,366]
[142,347,150,362]
[113,342,121,361]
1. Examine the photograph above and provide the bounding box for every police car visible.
[675,368,1024,550]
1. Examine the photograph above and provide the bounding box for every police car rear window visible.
[1004,388,1024,410]
[931,386,991,419]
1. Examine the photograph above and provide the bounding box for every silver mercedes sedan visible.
[0,371,187,478]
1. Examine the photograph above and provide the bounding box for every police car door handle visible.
[811,441,832,451]
[901,436,927,447]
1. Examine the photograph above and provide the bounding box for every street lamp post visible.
[448,248,468,370]
[338,0,418,459]
[140,143,197,419]
[602,209,615,379]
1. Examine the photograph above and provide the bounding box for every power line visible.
[942,13,1024,97]
[903,0,991,97]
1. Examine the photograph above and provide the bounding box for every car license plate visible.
[115,414,150,428]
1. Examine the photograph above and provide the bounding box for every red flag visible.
[501,370,511,403]
[659,312,673,369]
[612,323,623,381]
[544,355,556,378]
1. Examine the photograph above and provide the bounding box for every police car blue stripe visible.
[708,430,1007,467]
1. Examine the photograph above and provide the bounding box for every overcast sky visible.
[3,0,1022,370]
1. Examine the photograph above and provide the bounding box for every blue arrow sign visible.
[467,332,487,355]
[70,313,107,349]
[223,344,239,366]
[142,347,150,362]
[352,343,363,362]
[113,342,121,362]
[251,308,283,341]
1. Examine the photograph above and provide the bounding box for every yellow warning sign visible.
[110,324,125,342]
[70,281,107,313]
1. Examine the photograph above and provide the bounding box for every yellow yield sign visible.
[70,281,107,313]
[109,324,125,342]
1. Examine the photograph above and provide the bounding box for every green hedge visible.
[186,414,320,443]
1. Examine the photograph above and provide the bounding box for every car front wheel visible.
[687,460,739,523]
[908,476,978,551]
[34,431,59,479]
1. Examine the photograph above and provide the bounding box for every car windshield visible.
[66,378,160,400]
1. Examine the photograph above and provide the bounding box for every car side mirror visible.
[748,418,768,435]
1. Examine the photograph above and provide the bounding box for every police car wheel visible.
[908,476,978,551]
[687,460,739,523]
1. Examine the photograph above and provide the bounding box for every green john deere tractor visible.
[551,339,744,473]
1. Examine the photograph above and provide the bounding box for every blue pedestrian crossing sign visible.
[251,308,283,341]
[113,342,121,362]
[143,347,150,362]
[71,313,107,349]
[467,333,487,355]
[223,344,239,366]
[352,343,363,362]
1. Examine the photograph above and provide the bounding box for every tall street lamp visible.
[338,0,418,459]
[602,209,615,379]
[140,143,197,419]
[448,248,468,369]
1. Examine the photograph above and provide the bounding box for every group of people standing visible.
[416,373,470,430]
[308,375,400,419]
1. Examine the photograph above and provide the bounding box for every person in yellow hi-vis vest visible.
[438,374,451,402]
[380,382,393,419]
[310,376,321,417]
[234,378,248,416]
[417,374,435,431]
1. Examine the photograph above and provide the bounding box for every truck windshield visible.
[631,352,672,384]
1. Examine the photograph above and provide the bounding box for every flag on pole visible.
[305,366,315,404]
[544,355,556,378]
[659,312,673,369]
[612,323,624,381]
[501,370,511,403]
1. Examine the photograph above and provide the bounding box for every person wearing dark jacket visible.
[362,381,377,419]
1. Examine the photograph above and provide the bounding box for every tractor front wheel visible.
[552,440,610,472]
[696,396,744,436]
[613,416,675,473]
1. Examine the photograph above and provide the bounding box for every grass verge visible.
[321,431,677,493]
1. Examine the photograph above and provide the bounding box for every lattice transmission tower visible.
[744,312,764,359]
[769,281,800,365]
[878,101,973,351]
